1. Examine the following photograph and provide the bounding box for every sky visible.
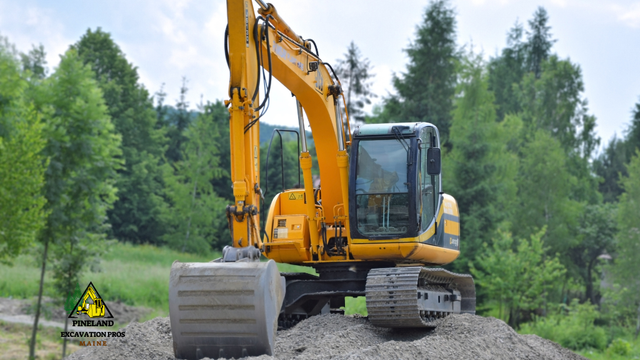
[1,0,639,148]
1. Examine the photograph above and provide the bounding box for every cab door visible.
[418,127,440,233]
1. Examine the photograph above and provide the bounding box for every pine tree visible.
[73,28,168,244]
[593,136,630,203]
[525,7,556,79]
[336,41,376,124]
[593,100,640,202]
[370,0,458,144]
[627,101,640,154]
[164,77,194,164]
[488,7,556,120]
[487,21,527,121]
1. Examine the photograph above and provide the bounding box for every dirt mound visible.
[68,314,586,360]
[68,317,174,360]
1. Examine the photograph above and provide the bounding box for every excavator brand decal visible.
[449,237,459,247]
[273,43,304,72]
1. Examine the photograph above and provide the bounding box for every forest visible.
[0,1,639,358]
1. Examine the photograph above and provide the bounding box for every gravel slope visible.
[68,314,586,360]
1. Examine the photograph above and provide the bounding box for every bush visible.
[519,300,607,351]
[607,339,631,356]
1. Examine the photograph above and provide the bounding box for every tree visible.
[444,52,517,274]
[488,7,555,121]
[516,56,597,158]
[163,101,228,252]
[20,44,48,80]
[570,203,617,304]
[470,228,566,327]
[627,101,640,153]
[524,7,555,79]
[611,150,640,338]
[515,56,600,204]
[511,129,582,265]
[335,41,376,123]
[27,49,121,359]
[0,37,47,263]
[163,77,194,164]
[487,21,527,121]
[594,136,631,203]
[73,28,167,244]
[593,100,640,203]
[369,0,458,144]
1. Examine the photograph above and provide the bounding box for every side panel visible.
[263,189,312,263]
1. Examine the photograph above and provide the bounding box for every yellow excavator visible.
[169,1,475,358]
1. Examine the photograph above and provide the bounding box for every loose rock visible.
[68,314,586,360]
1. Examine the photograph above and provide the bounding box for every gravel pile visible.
[68,314,586,360]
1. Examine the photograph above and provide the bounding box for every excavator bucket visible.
[169,260,285,359]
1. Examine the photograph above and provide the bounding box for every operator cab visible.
[349,123,441,240]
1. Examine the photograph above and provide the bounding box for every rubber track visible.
[365,267,475,328]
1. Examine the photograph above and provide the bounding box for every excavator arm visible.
[225,0,350,255]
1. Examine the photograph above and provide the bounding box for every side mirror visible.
[427,148,441,175]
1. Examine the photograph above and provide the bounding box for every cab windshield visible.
[354,139,409,236]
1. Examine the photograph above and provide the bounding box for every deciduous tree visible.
[0,38,47,264]
[444,52,517,274]
[470,228,566,327]
[611,150,640,337]
[511,129,581,257]
[163,101,228,252]
[73,28,167,244]
[27,49,121,359]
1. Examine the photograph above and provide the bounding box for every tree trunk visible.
[586,259,595,304]
[29,238,49,360]
[636,305,639,340]
[183,151,199,253]
[62,316,69,358]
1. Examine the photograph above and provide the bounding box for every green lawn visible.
[0,242,360,320]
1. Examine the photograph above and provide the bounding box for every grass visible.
[577,336,640,360]
[0,320,82,360]
[344,297,367,316]
[0,242,220,320]
[0,242,361,319]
